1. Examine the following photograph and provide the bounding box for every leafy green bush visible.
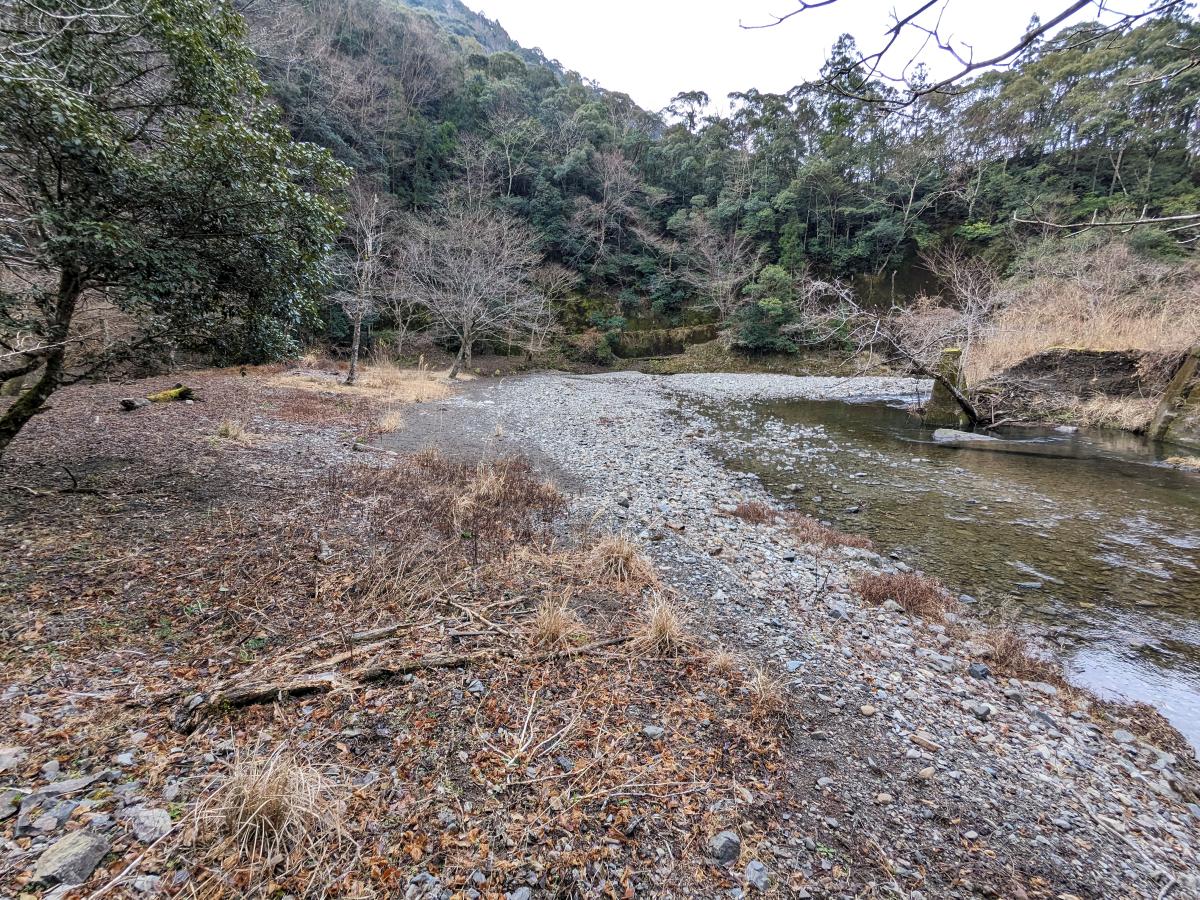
[729,298,800,354]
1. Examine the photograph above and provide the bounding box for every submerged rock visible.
[932,428,998,443]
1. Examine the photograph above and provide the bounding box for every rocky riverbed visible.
[391,370,1200,899]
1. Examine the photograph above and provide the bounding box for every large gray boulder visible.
[32,830,110,886]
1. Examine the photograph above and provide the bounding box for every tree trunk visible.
[0,267,82,458]
[448,340,466,380]
[345,312,363,385]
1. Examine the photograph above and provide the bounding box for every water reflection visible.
[701,397,1200,748]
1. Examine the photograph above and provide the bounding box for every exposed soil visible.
[976,348,1184,427]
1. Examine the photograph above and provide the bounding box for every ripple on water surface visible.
[703,396,1200,749]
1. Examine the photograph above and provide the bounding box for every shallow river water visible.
[702,396,1200,747]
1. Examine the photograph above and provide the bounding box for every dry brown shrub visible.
[272,360,451,405]
[528,597,586,649]
[217,419,249,442]
[589,535,659,590]
[374,407,405,434]
[857,571,954,621]
[708,646,738,677]
[632,595,689,656]
[983,622,1059,682]
[786,513,874,551]
[367,452,564,556]
[197,748,345,879]
[731,500,778,524]
[747,667,788,721]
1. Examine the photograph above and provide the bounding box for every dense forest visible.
[247,0,1200,341]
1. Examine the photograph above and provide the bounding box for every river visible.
[700,395,1200,748]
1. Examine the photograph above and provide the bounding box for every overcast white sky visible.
[461,0,1155,113]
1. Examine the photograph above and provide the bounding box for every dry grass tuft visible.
[731,500,778,524]
[272,360,451,405]
[197,748,343,870]
[707,645,738,677]
[374,406,405,434]
[1046,395,1160,431]
[216,419,249,442]
[589,535,659,590]
[857,571,955,621]
[631,594,689,656]
[982,621,1059,682]
[1165,455,1200,471]
[786,514,874,551]
[528,597,585,649]
[747,666,788,721]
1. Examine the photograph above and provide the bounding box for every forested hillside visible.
[247,0,1200,336]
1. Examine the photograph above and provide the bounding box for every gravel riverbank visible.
[392,370,1200,899]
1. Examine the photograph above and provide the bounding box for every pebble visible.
[708,830,741,865]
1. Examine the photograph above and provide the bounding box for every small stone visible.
[466,679,485,696]
[745,860,769,891]
[133,875,162,893]
[964,830,978,840]
[875,792,894,805]
[785,659,803,673]
[508,888,531,900]
[0,746,28,772]
[1112,729,1136,745]
[860,704,876,716]
[969,702,993,723]
[33,830,110,886]
[642,725,665,740]
[968,662,990,679]
[708,829,741,865]
[916,766,936,780]
[882,599,904,613]
[122,805,172,843]
[911,732,941,752]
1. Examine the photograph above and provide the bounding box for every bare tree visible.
[399,189,549,379]
[571,150,646,266]
[526,264,578,357]
[681,213,761,322]
[746,1,1191,106]
[486,111,545,196]
[917,244,1003,357]
[336,182,389,386]
[797,269,992,425]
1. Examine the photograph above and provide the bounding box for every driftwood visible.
[146,384,194,403]
[175,636,631,733]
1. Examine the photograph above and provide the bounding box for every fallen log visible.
[175,636,632,733]
[173,672,349,733]
[146,384,194,403]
